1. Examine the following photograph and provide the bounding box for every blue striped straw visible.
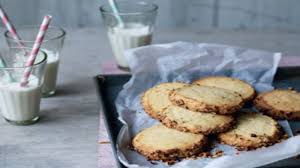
[108,0,124,27]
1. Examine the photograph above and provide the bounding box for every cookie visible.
[169,85,244,114]
[254,89,300,120]
[141,82,188,119]
[160,105,235,135]
[193,76,255,102]
[218,112,282,150]
[132,124,208,163]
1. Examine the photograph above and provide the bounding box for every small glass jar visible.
[0,47,47,125]
[5,26,66,97]
[100,1,158,70]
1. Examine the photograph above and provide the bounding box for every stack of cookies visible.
[132,76,300,164]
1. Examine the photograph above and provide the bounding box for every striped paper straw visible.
[0,6,25,49]
[20,15,52,87]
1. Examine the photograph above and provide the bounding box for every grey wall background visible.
[0,0,299,30]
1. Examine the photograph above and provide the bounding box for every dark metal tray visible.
[95,67,300,168]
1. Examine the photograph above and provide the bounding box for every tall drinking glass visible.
[5,26,66,97]
[0,48,47,125]
[100,1,158,70]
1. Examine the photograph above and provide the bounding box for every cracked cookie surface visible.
[169,85,244,114]
[193,76,255,102]
[141,82,188,119]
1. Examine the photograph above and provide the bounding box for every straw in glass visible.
[0,6,25,82]
[20,15,52,87]
[0,6,26,49]
[108,0,124,27]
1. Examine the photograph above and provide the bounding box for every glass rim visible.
[4,25,66,43]
[0,47,47,70]
[99,1,158,16]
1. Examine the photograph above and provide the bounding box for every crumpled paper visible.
[114,42,300,168]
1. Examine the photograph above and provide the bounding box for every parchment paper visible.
[114,42,300,168]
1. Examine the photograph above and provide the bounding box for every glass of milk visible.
[0,48,47,125]
[5,26,66,97]
[100,1,158,70]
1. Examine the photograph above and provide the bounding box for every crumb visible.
[166,160,176,165]
[198,152,211,158]
[212,150,223,158]
[250,133,257,137]
[236,152,240,155]
[99,141,110,144]
[288,87,294,90]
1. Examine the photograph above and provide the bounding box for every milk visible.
[42,49,59,95]
[13,49,59,96]
[0,76,41,122]
[107,23,152,68]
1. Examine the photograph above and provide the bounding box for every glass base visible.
[42,90,56,97]
[117,65,130,72]
[5,116,39,125]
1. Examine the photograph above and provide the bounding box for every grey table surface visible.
[1,28,300,168]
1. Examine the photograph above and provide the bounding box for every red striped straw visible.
[20,15,52,87]
[0,6,25,49]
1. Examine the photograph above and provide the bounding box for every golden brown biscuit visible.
[169,85,244,114]
[160,106,235,134]
[254,89,300,120]
[132,124,208,163]
[193,76,255,102]
[141,82,188,119]
[218,112,282,150]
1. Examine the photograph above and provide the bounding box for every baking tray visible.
[95,67,300,168]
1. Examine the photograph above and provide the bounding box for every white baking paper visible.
[114,42,300,168]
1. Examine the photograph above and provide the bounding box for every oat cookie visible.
[218,112,282,150]
[141,82,188,119]
[169,85,244,114]
[132,124,208,163]
[161,105,235,134]
[254,89,300,120]
[193,76,255,102]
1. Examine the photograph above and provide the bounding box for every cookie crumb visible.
[99,141,110,144]
[250,133,257,137]
[212,150,223,158]
[166,160,176,165]
[198,152,211,158]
